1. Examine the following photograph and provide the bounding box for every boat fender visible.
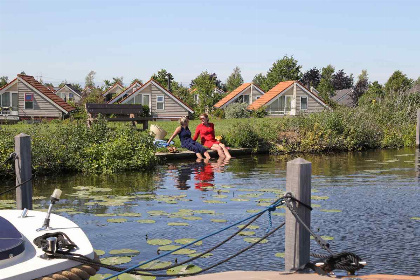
[34,232,78,257]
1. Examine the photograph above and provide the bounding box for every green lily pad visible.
[171,249,197,255]
[238,231,255,236]
[212,195,228,199]
[220,185,233,188]
[320,209,342,213]
[167,264,202,275]
[95,213,117,217]
[94,249,105,256]
[272,212,285,216]
[237,225,260,230]
[182,216,202,221]
[107,218,127,223]
[139,260,172,269]
[194,210,215,214]
[147,239,172,246]
[188,253,213,258]
[32,196,47,200]
[275,252,285,258]
[109,249,140,256]
[137,219,156,224]
[100,256,132,265]
[231,198,249,202]
[203,200,226,204]
[312,204,321,208]
[246,209,260,213]
[311,195,329,200]
[119,213,142,217]
[243,237,268,244]
[158,245,181,251]
[210,219,227,223]
[175,239,202,246]
[311,235,334,241]
[410,217,420,220]
[147,210,168,216]
[168,222,189,226]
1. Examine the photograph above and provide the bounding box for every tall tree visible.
[85,71,96,88]
[112,76,123,85]
[225,66,244,93]
[332,69,353,90]
[252,73,267,90]
[264,55,302,92]
[300,67,321,89]
[317,65,335,100]
[190,71,223,113]
[0,76,8,87]
[385,70,413,95]
[131,78,143,85]
[351,70,369,105]
[358,81,384,106]
[151,69,173,89]
[103,80,112,89]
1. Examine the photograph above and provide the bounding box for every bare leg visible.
[211,145,225,158]
[196,153,204,159]
[204,151,211,159]
[219,143,232,159]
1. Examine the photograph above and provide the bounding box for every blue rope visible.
[103,198,284,280]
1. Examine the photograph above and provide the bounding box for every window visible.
[143,94,150,107]
[156,95,164,110]
[69,93,74,101]
[134,94,142,104]
[300,96,308,110]
[12,93,18,111]
[243,95,250,104]
[25,93,34,109]
[2,92,10,107]
[285,96,292,112]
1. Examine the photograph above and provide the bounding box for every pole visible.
[15,133,32,210]
[285,157,311,272]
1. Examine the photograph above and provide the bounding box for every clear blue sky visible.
[0,0,419,87]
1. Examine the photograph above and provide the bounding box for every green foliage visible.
[385,70,413,95]
[252,73,267,90]
[141,105,150,117]
[190,71,223,113]
[211,108,225,119]
[224,123,260,149]
[317,65,335,100]
[0,76,9,87]
[250,106,268,118]
[225,66,244,93]
[85,70,96,88]
[224,103,250,119]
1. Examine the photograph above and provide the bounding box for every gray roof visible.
[408,83,420,94]
[332,88,354,107]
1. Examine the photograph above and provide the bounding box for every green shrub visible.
[224,123,259,149]
[250,107,268,118]
[225,103,250,119]
[211,108,225,119]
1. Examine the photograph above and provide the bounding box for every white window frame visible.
[142,94,151,108]
[300,96,308,110]
[25,92,34,109]
[156,95,164,110]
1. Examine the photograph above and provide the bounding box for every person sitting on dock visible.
[193,113,232,160]
[167,116,211,160]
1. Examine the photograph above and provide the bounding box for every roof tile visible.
[214,83,252,108]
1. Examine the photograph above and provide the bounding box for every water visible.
[1,148,419,276]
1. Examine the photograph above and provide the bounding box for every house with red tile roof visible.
[108,81,143,104]
[214,83,264,109]
[0,74,75,121]
[120,79,194,119]
[102,82,125,102]
[247,81,330,115]
[55,84,82,104]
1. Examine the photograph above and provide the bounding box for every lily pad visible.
[237,225,260,230]
[94,249,105,256]
[275,252,285,258]
[137,219,156,224]
[119,213,142,217]
[139,260,172,269]
[272,212,285,216]
[311,235,334,241]
[167,264,202,275]
[168,222,189,226]
[411,217,420,220]
[311,195,329,200]
[107,218,127,223]
[312,204,321,208]
[246,209,260,213]
[147,239,172,246]
[158,245,181,251]
[147,210,168,216]
[231,198,249,202]
[194,210,215,215]
[212,195,228,199]
[243,237,268,244]
[171,249,197,255]
[100,256,132,265]
[182,216,202,221]
[203,200,226,204]
[189,253,213,258]
[238,231,255,236]
[320,209,342,213]
[211,219,227,223]
[109,249,140,256]
[175,238,202,246]
[95,213,117,217]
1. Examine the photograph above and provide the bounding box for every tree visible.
[300,67,321,89]
[112,76,123,85]
[58,80,68,88]
[20,71,26,75]
[252,73,267,90]
[264,55,302,92]
[85,71,96,88]
[0,76,8,87]
[225,66,244,93]
[358,81,384,106]
[332,69,353,90]
[131,78,143,85]
[190,71,223,113]
[151,69,173,89]
[351,70,369,105]
[70,83,83,93]
[317,65,335,100]
[385,70,413,95]
[103,80,113,89]
[44,82,54,88]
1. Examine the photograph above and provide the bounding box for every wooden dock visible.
[156,148,254,160]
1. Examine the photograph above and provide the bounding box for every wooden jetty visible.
[156,148,254,159]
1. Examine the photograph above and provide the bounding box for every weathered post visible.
[285,158,311,272]
[416,109,420,147]
[15,133,32,210]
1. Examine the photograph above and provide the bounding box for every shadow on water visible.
[0,148,419,276]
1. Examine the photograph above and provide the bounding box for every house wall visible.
[18,81,62,118]
[55,87,81,103]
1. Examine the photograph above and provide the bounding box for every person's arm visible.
[192,124,201,141]
[210,123,216,139]
[167,126,181,145]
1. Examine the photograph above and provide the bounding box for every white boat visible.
[0,209,94,280]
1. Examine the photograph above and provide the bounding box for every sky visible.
[0,0,419,87]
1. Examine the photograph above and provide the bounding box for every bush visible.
[250,107,268,118]
[224,123,259,149]
[211,108,225,119]
[141,105,151,117]
[225,103,250,119]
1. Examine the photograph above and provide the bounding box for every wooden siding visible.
[17,81,62,118]
[149,84,189,118]
[2,82,18,92]
[55,87,81,103]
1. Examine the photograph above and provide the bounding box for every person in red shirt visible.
[193,113,232,159]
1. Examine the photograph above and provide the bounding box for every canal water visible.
[1,148,419,277]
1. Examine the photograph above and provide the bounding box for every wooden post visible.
[416,109,420,147]
[15,133,32,210]
[285,158,311,272]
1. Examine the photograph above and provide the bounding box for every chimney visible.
[167,75,171,92]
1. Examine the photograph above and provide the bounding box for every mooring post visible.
[285,157,312,272]
[15,133,32,210]
[416,109,420,147]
